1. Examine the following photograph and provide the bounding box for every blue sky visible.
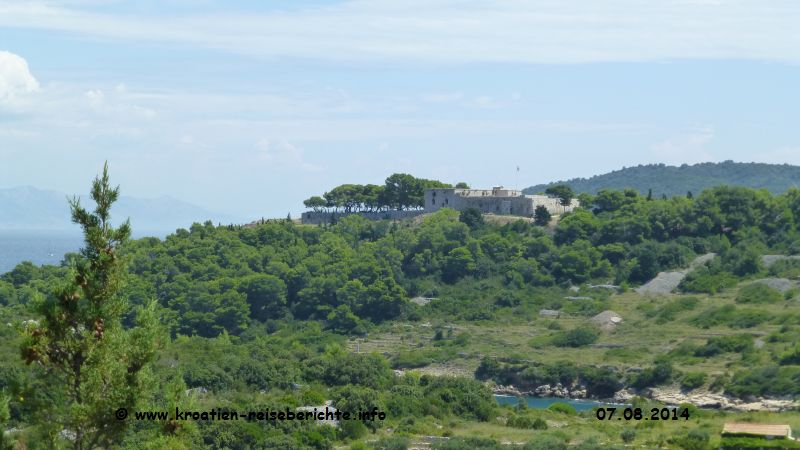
[1,0,800,219]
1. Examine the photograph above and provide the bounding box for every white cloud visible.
[255,138,322,172]
[651,127,716,165]
[86,88,104,106]
[749,146,800,166]
[0,50,39,102]
[1,1,800,64]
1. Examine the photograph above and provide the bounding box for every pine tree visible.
[687,190,694,199]
[646,188,653,201]
[21,163,163,449]
[533,205,551,226]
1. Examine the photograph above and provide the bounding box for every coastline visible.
[492,384,799,412]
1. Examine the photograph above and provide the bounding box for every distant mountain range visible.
[523,161,800,197]
[0,186,240,232]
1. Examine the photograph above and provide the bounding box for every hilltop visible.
[523,161,800,197]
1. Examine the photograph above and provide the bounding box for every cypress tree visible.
[21,163,163,449]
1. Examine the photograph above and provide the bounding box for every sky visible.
[1,0,800,219]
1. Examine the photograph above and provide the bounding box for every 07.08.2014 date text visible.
[595,407,690,421]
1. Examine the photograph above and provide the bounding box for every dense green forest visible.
[524,161,800,198]
[2,169,800,448]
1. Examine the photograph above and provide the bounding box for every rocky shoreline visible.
[492,383,586,399]
[492,384,799,412]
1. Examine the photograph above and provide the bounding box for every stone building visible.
[424,186,578,217]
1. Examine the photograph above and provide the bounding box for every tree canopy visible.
[303,173,451,212]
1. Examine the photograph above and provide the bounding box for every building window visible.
[432,198,436,205]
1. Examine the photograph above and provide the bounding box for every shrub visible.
[780,344,800,365]
[647,296,700,323]
[620,429,636,443]
[726,365,800,397]
[523,436,568,450]
[691,305,770,329]
[737,283,782,304]
[768,258,800,278]
[373,436,410,450]
[729,309,771,328]
[433,437,505,450]
[339,419,368,440]
[579,366,622,398]
[680,268,737,294]
[508,415,548,430]
[722,246,763,277]
[672,429,710,450]
[632,361,673,389]
[552,327,599,347]
[547,402,577,415]
[392,350,435,369]
[694,334,753,356]
[681,372,707,390]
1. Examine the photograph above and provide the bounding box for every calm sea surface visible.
[0,230,168,274]
[0,231,83,274]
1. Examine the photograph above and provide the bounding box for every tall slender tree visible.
[534,205,552,226]
[21,163,162,449]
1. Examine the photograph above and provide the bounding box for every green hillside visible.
[524,161,800,197]
[3,169,800,448]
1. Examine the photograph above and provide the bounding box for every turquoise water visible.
[494,394,626,412]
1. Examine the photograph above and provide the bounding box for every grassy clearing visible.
[352,282,800,394]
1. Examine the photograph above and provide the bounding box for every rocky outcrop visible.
[494,383,799,412]
[493,383,586,399]
[645,387,799,412]
[636,253,715,295]
[493,385,525,397]
[591,310,623,331]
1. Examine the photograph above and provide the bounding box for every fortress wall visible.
[423,189,579,217]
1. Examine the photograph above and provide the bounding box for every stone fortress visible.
[301,186,578,224]
[424,186,579,217]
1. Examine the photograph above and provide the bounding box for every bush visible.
[680,268,737,294]
[547,402,576,415]
[632,361,673,389]
[768,258,800,278]
[722,246,763,277]
[694,334,753,356]
[392,351,435,369]
[681,372,707,390]
[339,419,368,440]
[620,429,636,443]
[780,344,800,365]
[433,437,505,450]
[672,429,710,450]
[691,305,770,329]
[647,297,700,323]
[523,436,568,450]
[579,366,622,398]
[737,283,782,304]
[373,436,409,450]
[508,415,548,430]
[552,327,599,347]
[726,365,800,397]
